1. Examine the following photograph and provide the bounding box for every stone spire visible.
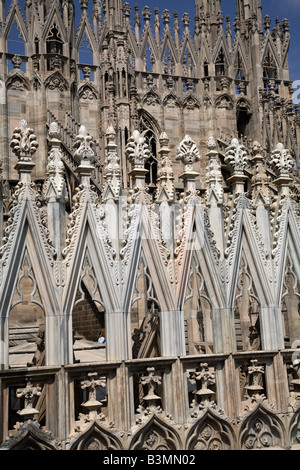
[45,122,67,256]
[206,137,225,257]
[236,0,263,33]
[195,0,222,43]
[195,0,221,17]
[206,136,223,204]
[73,125,95,186]
[102,125,121,202]
[155,132,175,203]
[45,122,67,202]
[104,0,124,29]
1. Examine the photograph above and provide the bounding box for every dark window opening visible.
[237,108,251,138]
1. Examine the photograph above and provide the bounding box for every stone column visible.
[160,310,186,357]
[45,122,67,257]
[205,136,225,257]
[224,138,249,194]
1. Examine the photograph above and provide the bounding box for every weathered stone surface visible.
[0,0,300,452]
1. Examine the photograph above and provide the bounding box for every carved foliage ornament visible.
[270,142,294,176]
[176,134,200,172]
[10,120,38,162]
[224,138,249,174]
[125,130,150,169]
[73,125,95,165]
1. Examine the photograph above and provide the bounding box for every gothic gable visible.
[44,71,69,91]
[130,414,182,450]
[68,421,123,450]
[0,421,59,450]
[6,71,30,91]
[41,0,67,43]
[4,0,28,42]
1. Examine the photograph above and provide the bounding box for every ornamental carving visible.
[45,72,69,91]
[187,418,232,450]
[79,83,98,100]
[125,130,150,169]
[130,415,182,450]
[10,120,38,162]
[73,125,95,165]
[240,408,284,450]
[6,74,30,91]
[224,138,249,174]
[270,142,294,176]
[175,134,200,172]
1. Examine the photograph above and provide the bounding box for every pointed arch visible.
[0,202,59,319]
[142,89,161,107]
[261,38,280,80]
[239,403,285,450]
[186,409,236,450]
[280,250,300,348]
[4,0,28,44]
[233,250,262,351]
[6,71,30,91]
[0,195,60,368]
[129,414,182,450]
[212,33,230,75]
[140,28,160,71]
[78,81,98,100]
[41,1,67,44]
[179,34,197,67]
[75,15,98,60]
[228,210,274,309]
[199,34,213,65]
[289,410,300,448]
[183,93,200,110]
[160,32,178,74]
[131,249,161,359]
[44,70,69,91]
[6,20,26,59]
[62,202,120,316]
[68,420,124,450]
[162,90,181,109]
[125,24,140,66]
[184,254,214,354]
[0,420,59,450]
[232,43,249,81]
[138,109,161,141]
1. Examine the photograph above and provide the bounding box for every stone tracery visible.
[0,0,300,452]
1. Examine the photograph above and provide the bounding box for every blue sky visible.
[6,0,300,82]
[134,0,300,82]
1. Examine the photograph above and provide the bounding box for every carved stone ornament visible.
[10,120,38,162]
[155,132,175,202]
[175,134,200,172]
[102,125,121,200]
[73,125,95,165]
[0,420,60,450]
[224,138,249,174]
[125,130,150,169]
[206,136,223,202]
[270,142,294,177]
[16,379,42,420]
[45,122,67,200]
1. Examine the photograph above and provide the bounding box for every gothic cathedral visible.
[0,0,300,450]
